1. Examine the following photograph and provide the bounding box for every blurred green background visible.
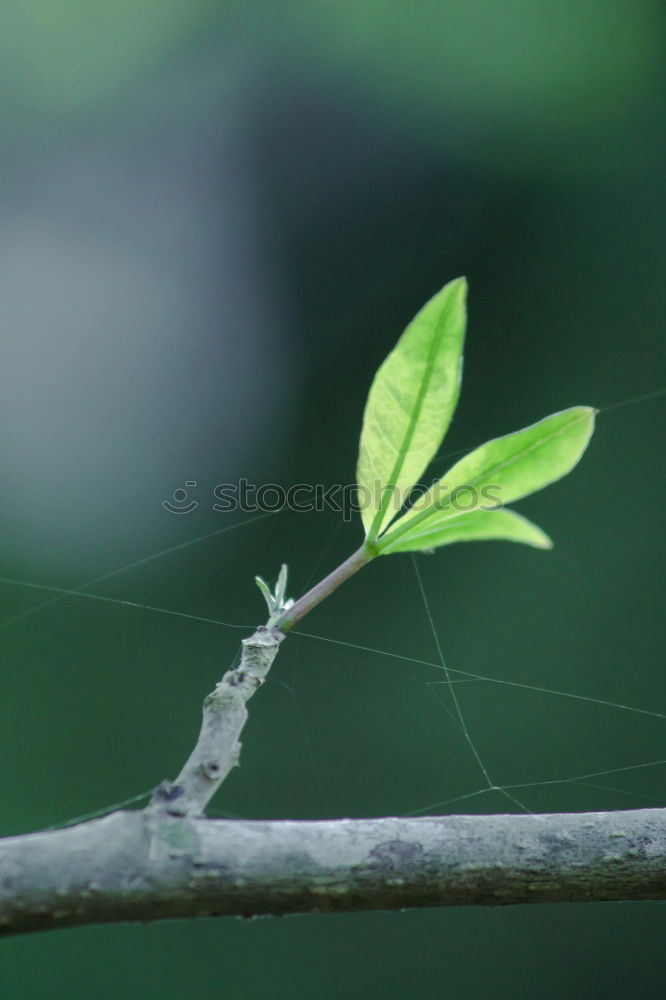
[1,1,665,996]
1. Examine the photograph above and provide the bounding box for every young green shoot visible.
[272,277,596,632]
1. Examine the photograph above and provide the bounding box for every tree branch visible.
[1,807,665,936]
[150,625,284,817]
[3,623,664,938]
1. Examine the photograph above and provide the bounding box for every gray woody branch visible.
[1,808,665,936]
[1,625,664,937]
[160,626,285,817]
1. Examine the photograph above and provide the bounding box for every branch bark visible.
[2,807,665,936]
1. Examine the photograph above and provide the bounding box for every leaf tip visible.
[449,274,468,297]
[531,526,554,550]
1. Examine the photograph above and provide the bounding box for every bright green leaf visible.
[379,406,595,550]
[356,277,467,540]
[378,508,552,555]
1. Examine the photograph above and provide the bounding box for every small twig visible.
[150,626,284,818]
[150,547,373,821]
[275,546,373,632]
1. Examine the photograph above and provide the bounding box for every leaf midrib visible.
[367,312,451,541]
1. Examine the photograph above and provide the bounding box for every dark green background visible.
[1,3,665,996]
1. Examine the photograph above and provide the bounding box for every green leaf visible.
[378,508,552,555]
[356,277,467,541]
[379,406,596,551]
